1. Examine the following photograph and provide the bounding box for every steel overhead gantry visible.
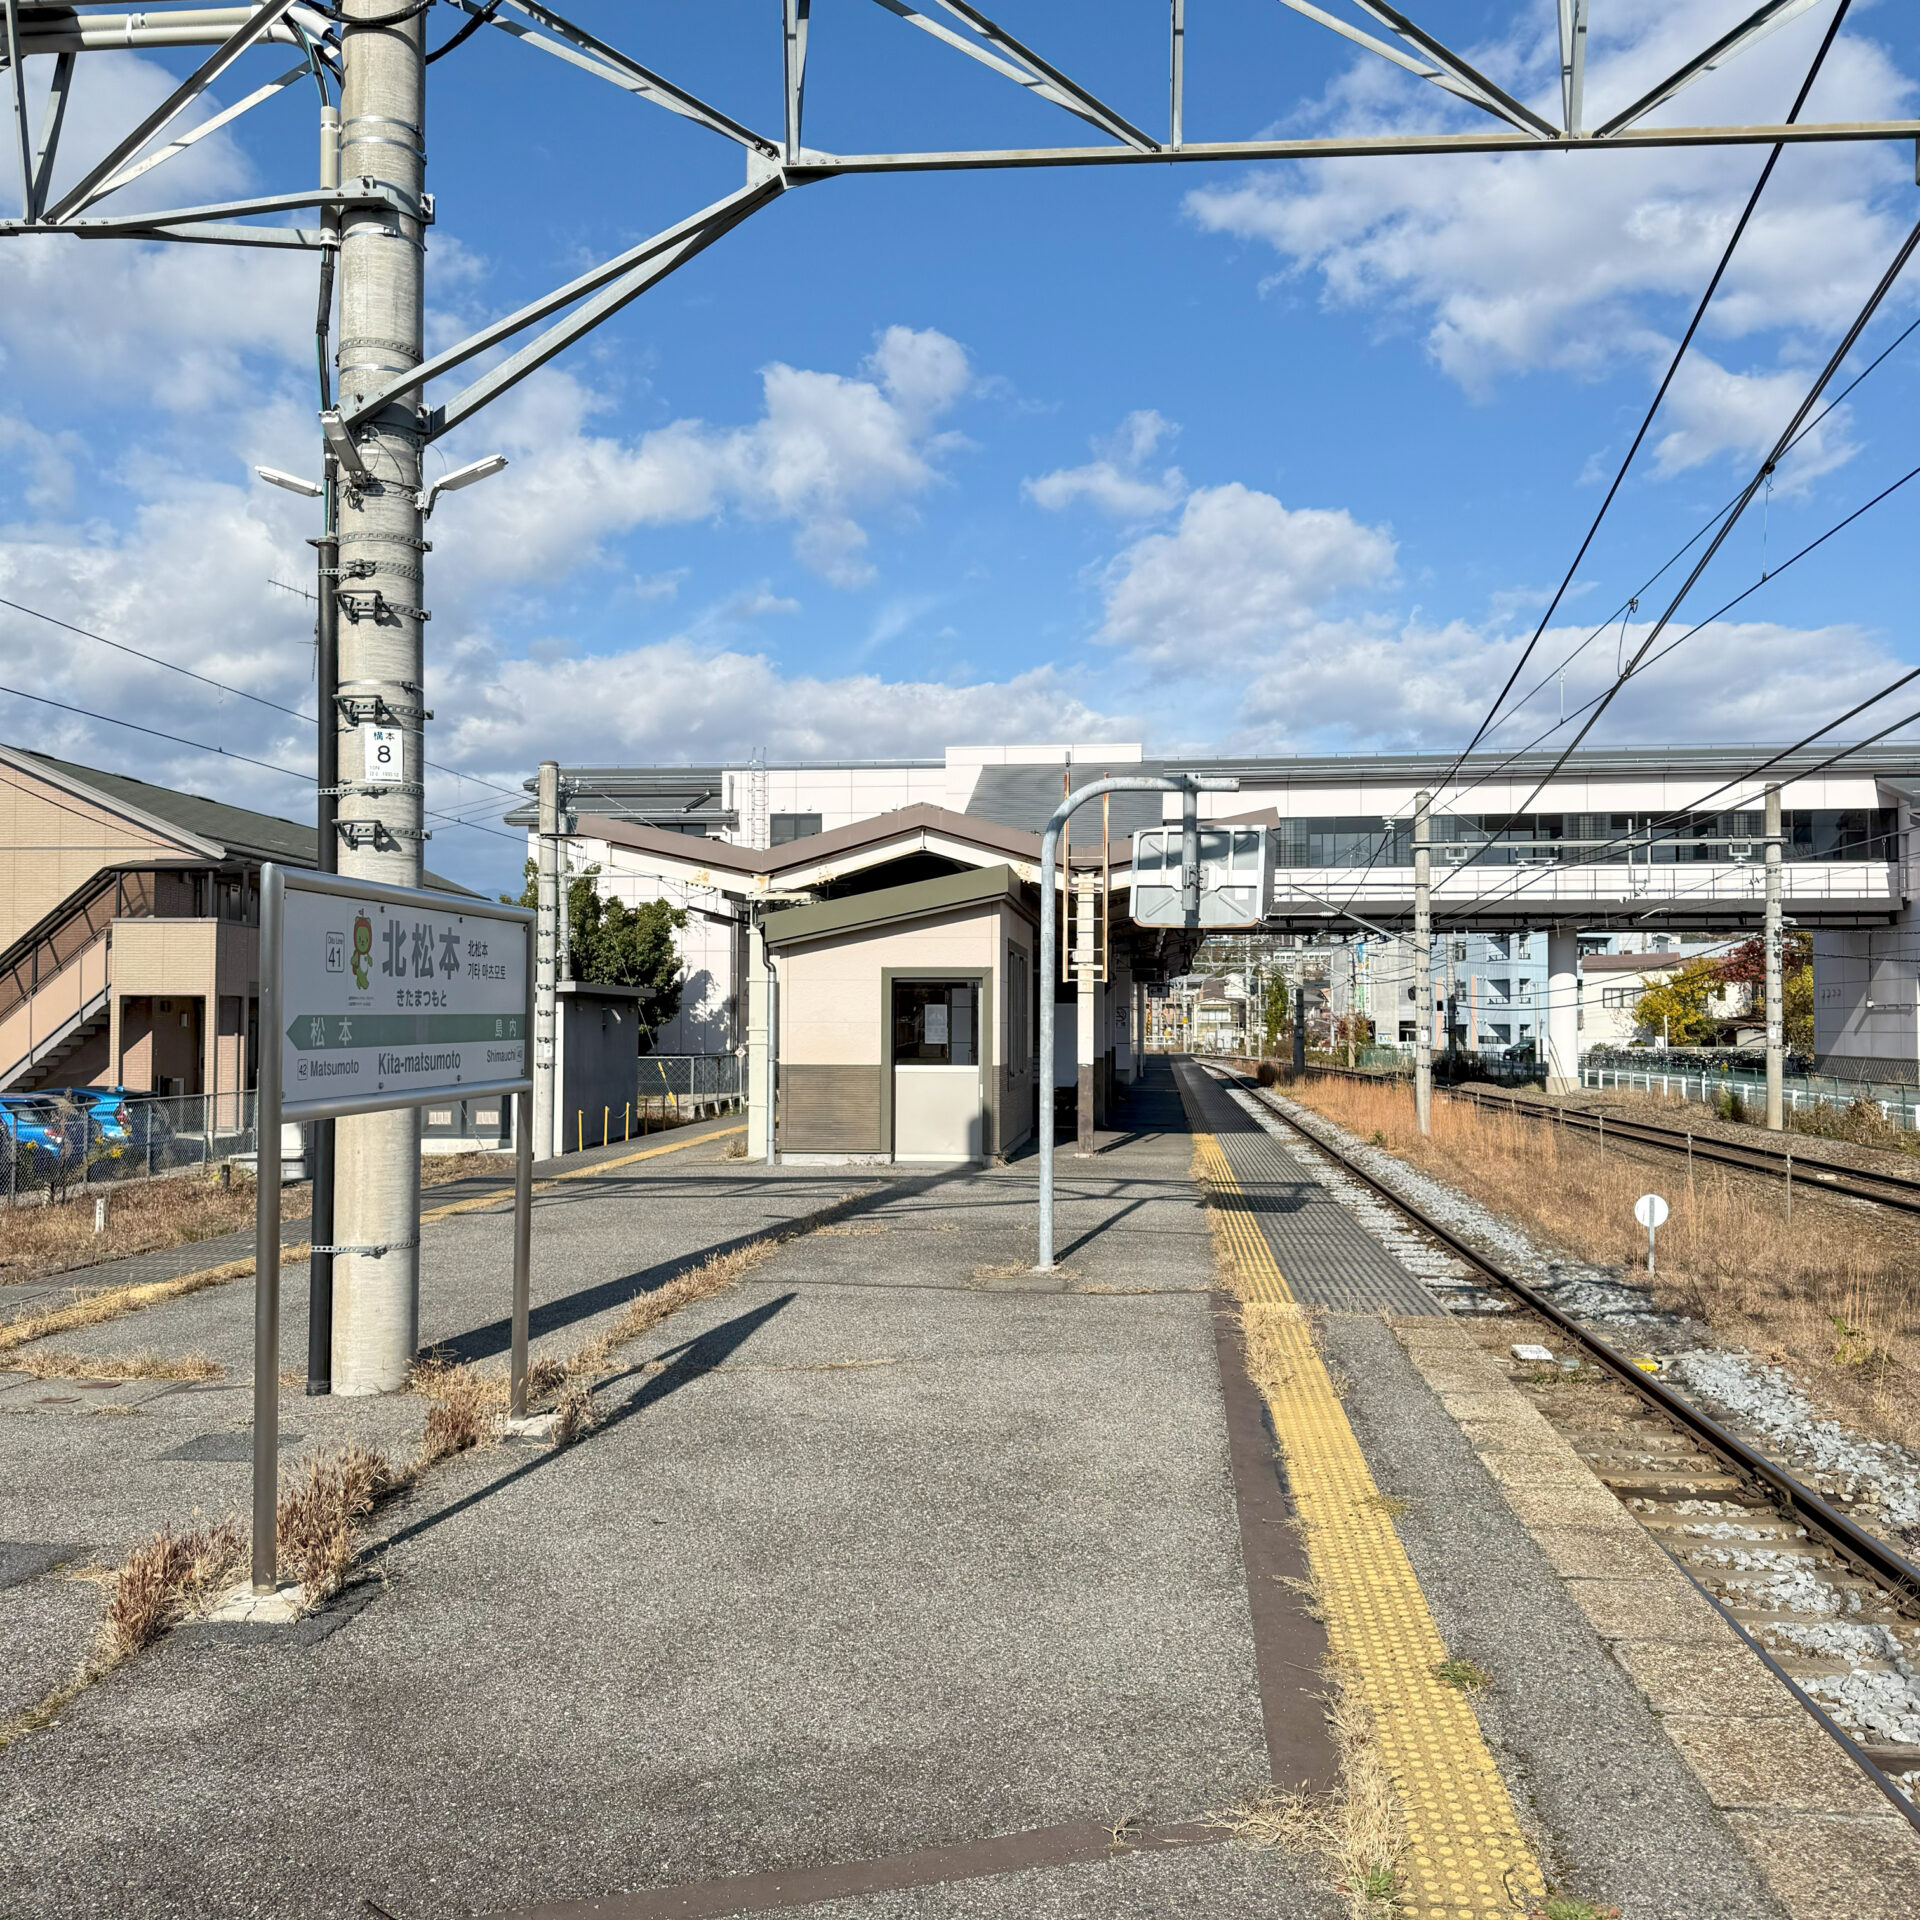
[5,0,1915,1391]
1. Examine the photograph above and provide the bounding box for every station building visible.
[0,745,473,1121]
[514,739,1920,1153]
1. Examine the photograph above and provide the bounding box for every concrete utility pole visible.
[330,0,428,1396]
[304,450,340,1399]
[1413,790,1433,1135]
[1765,782,1785,1131]
[1075,873,1097,1154]
[533,760,560,1163]
[305,96,343,1400]
[1546,927,1581,1097]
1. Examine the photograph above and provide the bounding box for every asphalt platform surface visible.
[1,1070,1338,1919]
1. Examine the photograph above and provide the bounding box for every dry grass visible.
[0,1149,500,1295]
[276,1445,396,1602]
[1214,1673,1405,1919]
[0,1166,311,1288]
[409,1355,501,1466]
[100,1519,247,1658]
[0,1260,248,1356]
[419,1150,511,1189]
[1294,1076,1920,1452]
[561,1236,780,1385]
[551,1378,598,1446]
[11,1347,219,1381]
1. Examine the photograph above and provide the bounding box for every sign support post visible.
[252,866,285,1591]
[251,863,533,1592]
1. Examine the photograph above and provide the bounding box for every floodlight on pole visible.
[417,453,507,517]
[255,466,323,498]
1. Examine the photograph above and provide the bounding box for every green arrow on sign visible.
[287,1013,523,1050]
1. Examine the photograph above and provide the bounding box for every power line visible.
[0,590,528,805]
[1431,454,1920,833]
[1320,442,1920,938]
[1480,306,1920,757]
[1498,212,1920,830]
[0,681,311,784]
[1436,0,1856,793]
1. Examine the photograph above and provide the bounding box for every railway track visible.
[1446,1080,1920,1218]
[1221,1069,1920,1825]
[1279,1054,1920,1215]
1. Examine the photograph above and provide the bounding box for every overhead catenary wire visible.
[1428,301,1920,816]
[1435,0,1857,794]
[1429,454,1920,842]
[1315,443,1920,945]
[1497,211,1920,831]
[1324,299,1920,932]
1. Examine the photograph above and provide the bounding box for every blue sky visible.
[3,0,1918,892]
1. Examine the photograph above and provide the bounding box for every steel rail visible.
[1453,1084,1920,1215]
[1236,1067,1920,1832]
[1270,1058,1920,1217]
[1230,1073,1920,1614]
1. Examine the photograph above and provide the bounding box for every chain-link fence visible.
[635,1054,743,1101]
[0,1089,262,1207]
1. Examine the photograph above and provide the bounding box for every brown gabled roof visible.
[569,803,1128,876]
[1581,952,1692,973]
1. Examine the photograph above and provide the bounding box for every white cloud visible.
[1219,609,1905,758]
[0,417,85,513]
[432,633,1130,776]
[1653,354,1856,487]
[0,53,313,415]
[1184,2,1917,470]
[1095,482,1397,662]
[1025,409,1187,519]
[432,326,976,587]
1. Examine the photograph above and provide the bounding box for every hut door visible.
[892,979,983,1162]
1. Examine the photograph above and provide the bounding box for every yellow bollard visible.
[577,1111,583,1154]
[625,1102,631,1141]
[603,1105,609,1147]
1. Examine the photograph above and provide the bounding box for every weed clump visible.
[411,1355,500,1464]
[276,1445,395,1601]
[101,1520,246,1657]
[1213,1677,1404,1919]
[551,1378,598,1447]
[1433,1658,1493,1694]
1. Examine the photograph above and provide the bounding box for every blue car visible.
[0,1095,87,1182]
[38,1085,136,1148]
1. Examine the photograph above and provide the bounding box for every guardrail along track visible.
[1262,1057,1920,1219]
[1449,1083,1920,1217]
[1228,1071,1920,1822]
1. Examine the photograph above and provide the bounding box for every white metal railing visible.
[1580,1064,1920,1132]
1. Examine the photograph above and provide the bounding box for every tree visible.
[504,861,688,1047]
[1632,957,1725,1047]
[1716,932,1813,1053]
[1261,974,1292,1054]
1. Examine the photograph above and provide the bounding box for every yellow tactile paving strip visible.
[1195,1133,1547,1918]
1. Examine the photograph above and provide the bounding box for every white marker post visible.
[1633,1192,1669,1275]
[252,866,534,1591]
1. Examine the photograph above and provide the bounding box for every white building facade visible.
[510,742,1920,1089]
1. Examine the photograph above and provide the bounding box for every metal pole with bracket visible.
[1038,772,1236,1270]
